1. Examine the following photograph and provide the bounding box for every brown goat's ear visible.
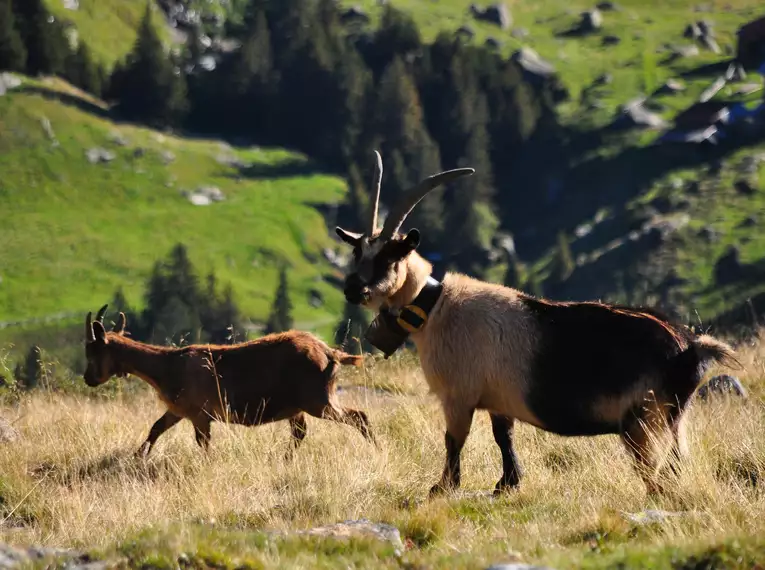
[386,229,420,261]
[336,227,363,246]
[92,321,108,345]
[113,312,126,335]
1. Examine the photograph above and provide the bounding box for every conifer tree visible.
[65,43,101,96]
[17,345,42,390]
[264,266,293,335]
[11,0,69,75]
[334,301,372,354]
[0,0,26,72]
[112,2,188,126]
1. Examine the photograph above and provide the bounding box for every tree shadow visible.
[228,157,325,181]
[17,85,113,121]
[677,59,732,79]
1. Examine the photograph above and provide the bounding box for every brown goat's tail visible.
[332,349,364,367]
[693,334,740,370]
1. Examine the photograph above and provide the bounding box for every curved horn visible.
[368,150,383,234]
[113,312,126,335]
[380,167,475,241]
[96,304,108,323]
[85,312,95,343]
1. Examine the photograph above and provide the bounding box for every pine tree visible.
[0,0,26,72]
[64,42,101,96]
[363,5,421,76]
[112,2,188,126]
[17,345,42,390]
[11,0,69,75]
[264,266,293,335]
[334,301,372,354]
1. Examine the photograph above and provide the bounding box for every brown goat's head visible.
[336,151,474,308]
[83,304,127,387]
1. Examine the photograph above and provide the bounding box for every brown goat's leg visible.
[284,413,308,461]
[308,403,375,444]
[193,417,212,450]
[136,411,182,458]
[490,413,523,495]
[429,406,474,498]
[620,400,674,496]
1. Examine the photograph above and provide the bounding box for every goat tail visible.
[692,334,740,370]
[331,349,364,367]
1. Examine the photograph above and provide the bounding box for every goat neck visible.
[106,334,175,394]
[386,251,435,311]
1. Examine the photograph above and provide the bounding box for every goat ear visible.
[114,312,126,335]
[336,227,363,246]
[387,229,421,261]
[93,321,108,345]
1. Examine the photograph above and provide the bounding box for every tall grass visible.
[0,336,764,568]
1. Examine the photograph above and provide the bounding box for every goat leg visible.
[284,413,308,461]
[429,407,474,497]
[490,413,523,494]
[193,417,212,450]
[135,411,182,458]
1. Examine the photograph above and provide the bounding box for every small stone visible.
[580,9,603,32]
[511,27,529,38]
[602,35,621,46]
[663,78,686,93]
[86,148,116,164]
[109,131,128,146]
[595,73,612,85]
[699,35,720,54]
[697,374,747,401]
[596,1,619,10]
[160,150,176,164]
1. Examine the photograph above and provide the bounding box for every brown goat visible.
[83,305,374,457]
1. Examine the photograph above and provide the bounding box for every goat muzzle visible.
[343,275,371,305]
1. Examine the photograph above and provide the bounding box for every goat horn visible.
[96,304,108,323]
[379,167,475,241]
[368,150,383,234]
[85,312,95,343]
[114,312,126,334]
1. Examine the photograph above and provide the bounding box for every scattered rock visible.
[160,150,176,164]
[697,19,714,36]
[614,99,667,129]
[485,564,556,570]
[109,131,128,147]
[739,215,757,228]
[0,417,19,443]
[734,179,757,195]
[296,519,405,556]
[731,83,761,96]
[580,9,603,32]
[602,34,621,45]
[511,27,529,38]
[596,1,619,10]
[62,0,79,9]
[699,34,720,54]
[457,24,476,39]
[725,62,747,81]
[739,155,762,175]
[183,186,225,206]
[662,78,686,93]
[684,22,702,39]
[485,37,502,48]
[340,6,370,24]
[699,76,727,103]
[85,147,115,164]
[697,374,747,401]
[623,510,690,525]
[470,3,512,29]
[511,47,556,78]
[594,73,612,85]
[0,544,77,569]
[40,117,55,140]
[698,226,719,242]
[0,72,21,97]
[672,44,700,58]
[308,289,324,308]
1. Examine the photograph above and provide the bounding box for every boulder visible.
[697,374,747,401]
[580,9,603,32]
[699,34,720,54]
[0,417,19,443]
[470,3,512,29]
[296,519,405,555]
[672,44,700,58]
[86,148,116,164]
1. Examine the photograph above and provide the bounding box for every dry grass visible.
[0,341,764,568]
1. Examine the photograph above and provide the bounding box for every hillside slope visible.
[0,77,347,335]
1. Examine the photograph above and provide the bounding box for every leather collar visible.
[391,276,444,334]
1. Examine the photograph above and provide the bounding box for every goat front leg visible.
[490,413,523,494]
[192,416,212,451]
[136,411,182,458]
[429,405,474,498]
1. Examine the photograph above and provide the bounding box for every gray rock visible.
[580,9,603,31]
[511,47,556,77]
[697,19,714,36]
[672,44,700,58]
[457,24,476,38]
[485,36,503,48]
[663,78,686,93]
[698,226,719,242]
[485,565,556,570]
[40,117,55,140]
[0,417,19,443]
[684,22,702,38]
[699,76,727,103]
[62,0,79,9]
[184,186,226,206]
[85,147,115,164]
[470,3,512,29]
[697,374,747,401]
[595,73,613,85]
[699,34,720,54]
[511,27,529,38]
[614,99,667,129]
[109,131,128,147]
[160,150,176,164]
[297,519,405,556]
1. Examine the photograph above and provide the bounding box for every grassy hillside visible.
[0,77,348,342]
[0,340,763,568]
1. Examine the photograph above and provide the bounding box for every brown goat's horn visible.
[113,312,126,335]
[85,312,95,343]
[96,304,108,323]
[368,150,383,234]
[379,167,475,241]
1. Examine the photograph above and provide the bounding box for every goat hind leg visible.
[620,401,674,496]
[136,411,182,458]
[284,413,308,461]
[430,406,474,498]
[490,413,523,495]
[310,403,376,445]
[192,416,212,451]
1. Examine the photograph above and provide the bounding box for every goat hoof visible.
[428,482,453,498]
[493,477,520,496]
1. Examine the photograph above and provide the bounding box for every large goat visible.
[83,305,374,457]
[335,151,737,497]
